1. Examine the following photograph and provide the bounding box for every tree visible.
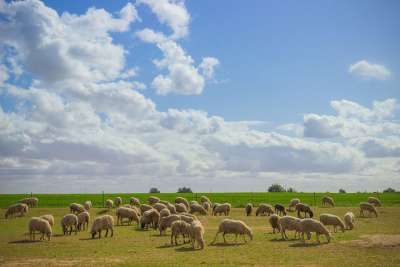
[339,188,346,193]
[177,187,192,193]
[287,187,297,193]
[149,187,160,193]
[383,187,396,193]
[268,183,285,192]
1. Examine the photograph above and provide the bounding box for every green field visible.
[1,192,400,208]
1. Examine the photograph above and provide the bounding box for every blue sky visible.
[0,0,399,193]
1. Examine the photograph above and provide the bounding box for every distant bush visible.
[287,187,297,193]
[268,183,286,192]
[339,188,346,193]
[383,187,396,193]
[149,187,160,193]
[177,187,192,193]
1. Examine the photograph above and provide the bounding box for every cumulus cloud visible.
[349,60,391,80]
[199,57,220,79]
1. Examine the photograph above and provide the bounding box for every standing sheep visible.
[165,202,177,214]
[295,203,314,218]
[90,215,114,239]
[278,216,302,240]
[140,204,153,214]
[140,209,160,230]
[190,220,205,250]
[288,198,300,211]
[322,196,335,207]
[170,220,192,245]
[344,212,355,230]
[367,197,381,207]
[19,197,39,208]
[274,204,286,216]
[212,219,253,244]
[114,197,122,207]
[40,214,54,227]
[160,208,171,218]
[269,214,281,234]
[28,217,52,241]
[83,201,92,211]
[360,202,378,217]
[5,203,29,219]
[130,197,141,206]
[116,207,140,226]
[298,218,331,244]
[61,214,78,235]
[202,202,211,213]
[175,197,190,209]
[158,214,181,235]
[190,203,207,215]
[245,203,253,216]
[105,199,113,209]
[200,196,211,204]
[153,203,167,212]
[175,203,188,213]
[319,213,345,233]
[256,203,274,216]
[70,203,85,214]
[77,211,90,231]
[213,203,231,216]
[148,196,160,205]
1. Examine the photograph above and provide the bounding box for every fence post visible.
[313,192,316,207]
[102,191,105,208]
[31,192,33,197]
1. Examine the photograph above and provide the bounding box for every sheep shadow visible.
[208,242,245,247]
[156,244,175,249]
[289,242,325,248]
[270,237,297,242]
[52,234,66,237]
[175,246,198,252]
[9,239,41,244]
[97,209,109,215]
[79,237,97,241]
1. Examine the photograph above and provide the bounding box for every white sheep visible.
[245,203,253,216]
[202,202,211,212]
[140,204,153,214]
[28,217,52,241]
[175,197,190,209]
[171,220,192,245]
[344,212,355,230]
[77,211,90,231]
[19,197,39,207]
[140,209,160,230]
[200,196,211,204]
[367,197,381,207]
[256,203,274,216]
[153,203,167,212]
[321,196,335,207]
[278,215,302,240]
[319,213,345,233]
[190,203,207,215]
[90,215,114,239]
[105,199,113,209]
[114,197,122,207]
[360,202,378,217]
[83,201,92,211]
[269,214,281,234]
[158,214,181,235]
[190,200,200,205]
[61,214,78,235]
[298,218,331,244]
[190,220,205,250]
[148,196,160,205]
[159,208,171,218]
[5,203,28,219]
[39,214,54,227]
[175,203,188,213]
[213,203,231,216]
[116,207,140,226]
[162,202,176,214]
[130,197,141,206]
[212,219,253,244]
[288,198,300,211]
[70,203,85,214]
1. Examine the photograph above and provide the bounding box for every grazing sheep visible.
[70,203,85,214]
[160,208,171,218]
[5,203,29,219]
[367,197,381,207]
[190,200,200,206]
[153,203,167,212]
[39,214,54,227]
[175,197,190,209]
[164,202,177,214]
[213,203,231,216]
[114,197,122,207]
[105,199,113,209]
[319,213,345,233]
[77,211,90,231]
[190,203,207,215]
[140,204,153,214]
[190,220,205,250]
[278,216,302,240]
[360,202,378,217]
[274,204,286,216]
[245,203,253,216]
[269,214,281,234]
[212,219,253,244]
[90,215,114,239]
[148,196,160,205]
[288,198,300,211]
[344,212,355,230]
[123,204,132,208]
[171,220,191,245]
[298,218,331,244]
[202,202,211,212]
[19,197,39,208]
[256,203,274,216]
[200,196,211,204]
[61,214,78,235]
[28,217,52,241]
[322,196,335,207]
[175,203,188,213]
[180,214,196,224]
[130,197,141,206]
[295,203,314,218]
[83,201,92,211]
[158,214,181,235]
[140,209,160,230]
[116,207,140,226]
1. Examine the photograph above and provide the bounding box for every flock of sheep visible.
[4,195,382,249]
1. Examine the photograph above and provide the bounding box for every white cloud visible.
[199,57,220,79]
[349,60,391,80]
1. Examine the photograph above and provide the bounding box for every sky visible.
[0,0,399,193]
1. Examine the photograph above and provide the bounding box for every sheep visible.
[159,200,170,205]
[19,197,39,208]
[288,198,300,211]
[213,203,231,216]
[175,197,190,209]
[153,203,167,212]
[190,220,205,250]
[5,203,29,219]
[202,202,211,212]
[28,217,52,241]
[274,204,287,216]
[123,204,132,208]
[190,203,207,215]
[77,211,90,231]
[165,202,177,214]
[298,218,331,244]
[83,201,92,211]
[148,196,160,205]
[295,203,314,218]
[39,214,54,227]
[61,214,78,235]
[212,219,253,244]
[322,196,335,207]
[105,199,113,209]
[140,204,153,214]
[116,207,140,226]
[200,195,211,204]
[70,203,85,214]
[171,220,192,245]
[256,203,274,216]
[360,202,378,217]
[319,213,345,233]
[278,216,302,240]
[175,203,188,213]
[130,197,141,206]
[180,214,196,224]
[90,215,114,239]
[269,214,281,234]
[190,200,200,205]
[140,209,160,230]
[245,203,253,216]
[344,212,355,230]
[114,197,122,207]
[158,214,181,235]
[367,197,381,207]
[160,208,171,218]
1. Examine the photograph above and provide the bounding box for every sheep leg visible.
[223,232,227,243]
[105,229,109,237]
[211,232,219,244]
[98,230,101,239]
[235,234,238,244]
[170,234,174,245]
[301,232,305,243]
[316,233,320,244]
[110,228,113,237]
[69,226,72,235]
[75,225,78,235]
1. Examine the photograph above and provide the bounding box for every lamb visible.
[274,204,287,216]
[140,209,160,230]
[256,203,274,216]
[114,197,122,207]
[28,217,52,241]
[160,208,171,218]
[170,220,192,245]
[213,203,231,216]
[153,203,167,212]
[319,213,345,233]
[288,198,300,211]
[140,204,153,214]
[77,211,90,231]
[130,197,141,206]
[190,203,207,215]
[83,201,92,211]
[367,197,381,207]
[212,219,253,244]
[70,203,85,214]
[39,214,54,227]
[175,203,188,213]
[90,215,114,239]
[148,196,160,205]
[19,197,39,208]
[158,214,181,235]
[190,220,205,250]
[175,197,190,209]
[298,218,331,244]
[202,201,211,212]
[245,203,253,216]
[5,203,29,219]
[295,203,314,218]
[360,202,378,217]
[61,214,78,235]
[116,207,140,226]
[269,214,281,234]
[200,195,211,204]
[105,199,113,209]
[278,216,302,240]
[344,212,355,230]
[322,196,335,207]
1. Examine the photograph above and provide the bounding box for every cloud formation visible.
[349,60,391,80]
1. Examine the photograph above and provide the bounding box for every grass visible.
[0,205,400,266]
